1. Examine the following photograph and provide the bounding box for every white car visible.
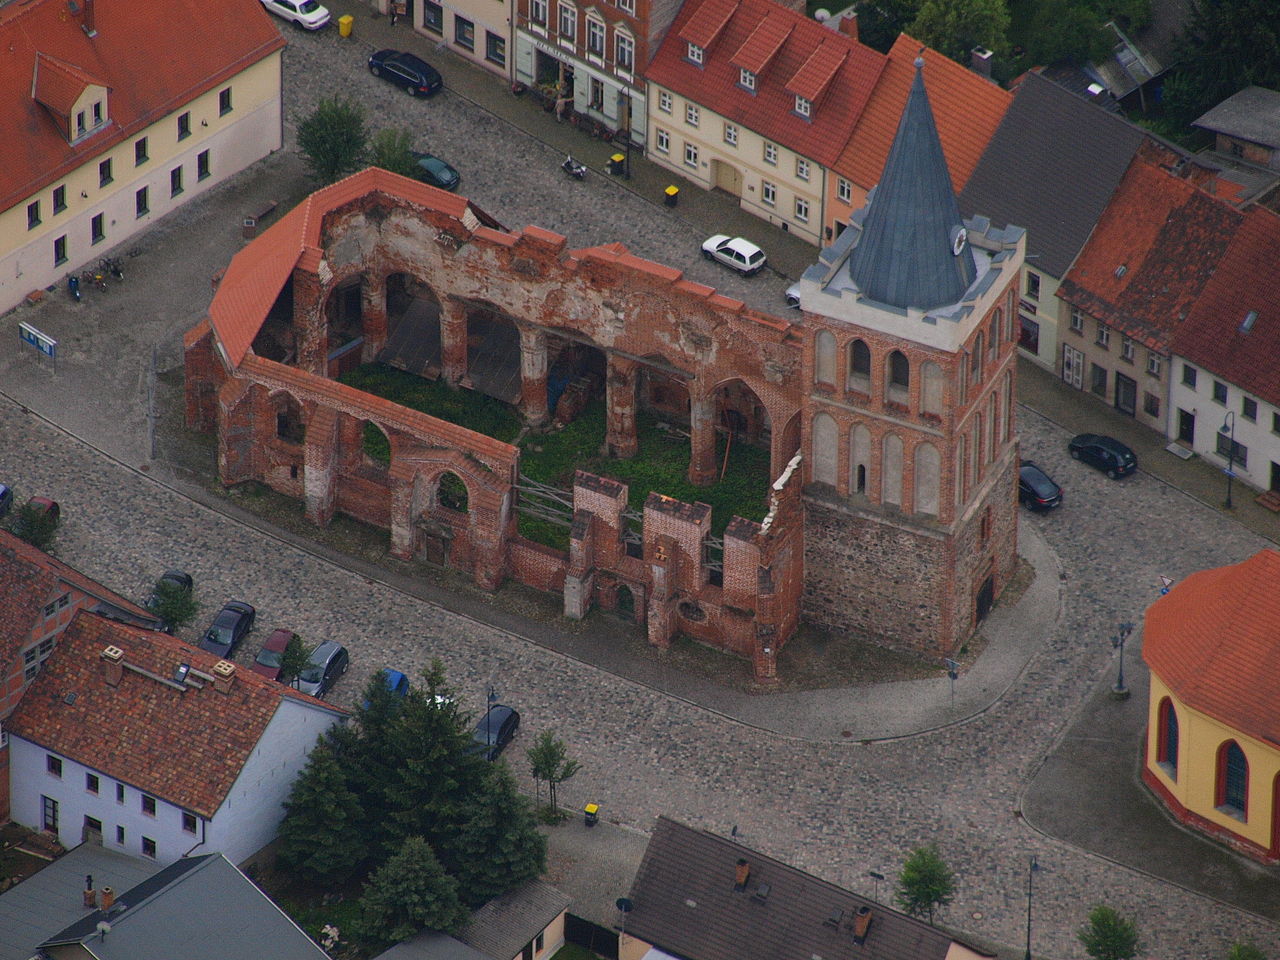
[701,234,767,276]
[260,0,331,29]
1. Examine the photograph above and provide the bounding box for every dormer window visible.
[76,111,86,136]
[92,101,102,125]
[687,42,703,64]
[794,95,811,118]
[740,68,756,91]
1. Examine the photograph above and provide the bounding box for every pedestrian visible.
[555,96,570,123]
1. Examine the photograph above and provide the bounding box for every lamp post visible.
[1110,622,1135,699]
[486,684,497,750]
[1219,411,1237,509]
[1023,855,1040,960]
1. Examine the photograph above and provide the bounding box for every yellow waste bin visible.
[338,14,354,36]
[664,185,679,207]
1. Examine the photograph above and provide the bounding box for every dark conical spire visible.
[846,58,976,311]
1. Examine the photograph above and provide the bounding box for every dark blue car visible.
[368,49,442,97]
[199,600,256,658]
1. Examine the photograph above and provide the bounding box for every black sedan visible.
[1018,460,1062,511]
[411,152,459,191]
[199,600,256,658]
[1068,433,1137,479]
[368,49,442,97]
[144,569,194,633]
[469,704,520,761]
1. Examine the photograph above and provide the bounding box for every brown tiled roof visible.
[1057,153,1241,353]
[627,818,991,960]
[1144,550,1280,743]
[0,529,154,668]
[731,15,791,74]
[1169,205,1280,408]
[0,0,284,214]
[647,0,885,167]
[5,612,345,818]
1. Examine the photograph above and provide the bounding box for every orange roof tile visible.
[648,0,885,167]
[0,0,284,214]
[680,0,739,49]
[1144,550,1280,743]
[834,35,1010,193]
[731,15,792,74]
[32,52,107,118]
[6,612,345,817]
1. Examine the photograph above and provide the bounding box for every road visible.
[0,16,1277,960]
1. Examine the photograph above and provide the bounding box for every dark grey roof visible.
[626,818,992,960]
[457,880,572,960]
[1194,86,1280,149]
[845,60,976,311]
[374,931,495,960]
[0,842,156,960]
[40,853,328,960]
[959,70,1147,278]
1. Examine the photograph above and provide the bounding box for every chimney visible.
[734,858,751,891]
[101,646,124,687]
[837,12,858,41]
[852,906,873,945]
[101,887,114,911]
[83,875,97,909]
[212,660,236,694]
[970,47,993,78]
[82,0,97,37]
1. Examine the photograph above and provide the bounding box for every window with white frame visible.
[531,0,547,25]
[762,181,776,206]
[587,17,605,56]
[740,68,756,90]
[684,142,698,168]
[615,33,634,74]
[655,128,670,153]
[1026,271,1041,299]
[837,177,851,203]
[617,0,634,12]
[1121,336,1134,361]
[795,157,810,181]
[795,197,809,222]
[1146,353,1161,378]
[794,95,811,117]
[724,122,738,145]
[558,3,576,42]
[1070,308,1084,333]
[1096,324,1110,349]
[658,90,672,113]
[685,103,699,126]
[763,141,777,165]
[687,42,703,64]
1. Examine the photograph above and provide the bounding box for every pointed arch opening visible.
[887,350,909,405]
[882,433,903,506]
[811,412,838,487]
[914,442,940,517]
[1217,740,1249,820]
[1155,698,1178,780]
[850,424,871,495]
[815,330,836,386]
[847,339,871,395]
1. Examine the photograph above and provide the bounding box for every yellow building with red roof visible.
[1143,549,1280,861]
[0,0,285,315]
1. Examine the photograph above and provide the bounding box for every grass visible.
[550,944,601,960]
[339,364,524,443]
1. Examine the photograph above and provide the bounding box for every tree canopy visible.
[1077,905,1140,960]
[355,837,470,951]
[297,97,368,184]
[276,739,367,886]
[894,844,954,924]
[369,128,420,179]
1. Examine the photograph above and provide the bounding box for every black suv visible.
[368,49,442,97]
[1068,433,1137,479]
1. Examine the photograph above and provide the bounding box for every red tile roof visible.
[731,15,791,74]
[1057,154,1242,353]
[679,0,738,49]
[647,0,886,166]
[0,0,284,213]
[834,35,1010,193]
[1169,205,1280,408]
[5,612,345,818]
[1144,550,1280,743]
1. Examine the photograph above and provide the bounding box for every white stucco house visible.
[5,611,346,868]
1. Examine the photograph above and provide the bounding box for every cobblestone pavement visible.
[1,17,1280,960]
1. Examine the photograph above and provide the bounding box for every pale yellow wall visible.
[618,931,651,960]
[414,0,511,78]
[645,82,825,245]
[1146,672,1280,851]
[1017,266,1060,372]
[945,943,995,960]
[65,83,110,143]
[0,52,282,314]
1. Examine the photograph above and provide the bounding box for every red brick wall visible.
[509,538,568,592]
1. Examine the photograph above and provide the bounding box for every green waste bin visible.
[338,14,354,36]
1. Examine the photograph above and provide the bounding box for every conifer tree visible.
[277,739,367,886]
[355,837,470,951]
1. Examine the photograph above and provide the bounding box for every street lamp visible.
[1110,622,1135,700]
[1023,855,1040,960]
[486,684,497,750]
[1219,411,1237,509]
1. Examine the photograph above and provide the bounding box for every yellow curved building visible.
[1143,548,1280,862]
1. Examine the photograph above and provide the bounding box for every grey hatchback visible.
[296,641,349,698]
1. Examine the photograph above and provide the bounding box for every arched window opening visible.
[847,340,871,394]
[887,350,909,405]
[921,362,943,418]
[971,333,984,383]
[881,433,903,506]
[815,331,836,386]
[1218,740,1249,819]
[1156,698,1178,779]
[850,424,871,496]
[811,413,838,486]
[275,395,305,444]
[437,472,469,512]
[914,442,940,517]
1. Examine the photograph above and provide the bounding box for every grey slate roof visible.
[375,931,495,960]
[959,70,1148,279]
[457,880,572,960]
[1194,86,1280,149]
[846,60,976,312]
[39,853,328,960]
[0,842,156,960]
[626,818,992,960]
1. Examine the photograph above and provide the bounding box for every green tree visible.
[297,97,368,184]
[355,837,469,951]
[910,0,1010,63]
[279,633,310,687]
[439,764,547,907]
[369,128,420,178]
[277,739,367,886]
[1228,943,1266,960]
[851,0,921,52]
[1077,905,1139,960]
[894,844,954,924]
[9,502,58,552]
[526,729,581,813]
[149,579,199,633]
[1163,0,1280,128]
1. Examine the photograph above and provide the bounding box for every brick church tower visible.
[792,60,1026,656]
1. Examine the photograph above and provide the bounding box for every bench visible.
[1256,490,1280,513]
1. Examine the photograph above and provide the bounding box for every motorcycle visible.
[561,155,587,181]
[67,274,81,302]
[100,256,124,282]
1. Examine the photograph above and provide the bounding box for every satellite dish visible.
[616,898,633,913]
[814,8,830,19]
[96,921,112,939]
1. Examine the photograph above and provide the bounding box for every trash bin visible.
[609,153,625,175]
[338,14,354,36]
[664,185,679,207]
[584,803,599,827]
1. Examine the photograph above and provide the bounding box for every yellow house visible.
[0,0,285,316]
[1143,548,1280,862]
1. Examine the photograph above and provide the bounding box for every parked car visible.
[362,668,411,708]
[297,641,349,698]
[469,704,520,761]
[0,484,12,518]
[11,496,60,539]
[144,569,194,633]
[701,234,767,276]
[260,0,331,29]
[1018,460,1063,511]
[250,628,298,681]
[368,49,443,97]
[198,600,256,658]
[1068,433,1137,479]
[410,151,460,191]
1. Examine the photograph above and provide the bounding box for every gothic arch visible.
[811,412,838,486]
[914,442,940,517]
[921,362,944,418]
[887,350,909,404]
[270,389,306,445]
[850,423,871,495]
[847,339,871,395]
[881,432,903,506]
[815,330,836,386]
